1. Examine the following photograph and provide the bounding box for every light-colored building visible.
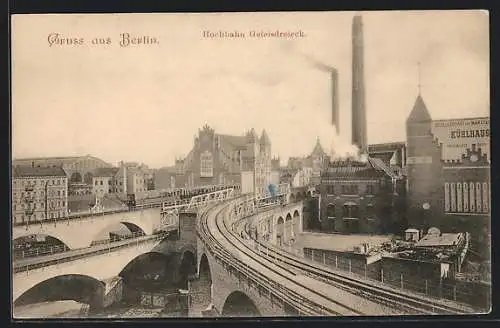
[12,166,68,225]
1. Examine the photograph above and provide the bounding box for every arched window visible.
[457,183,462,212]
[482,182,489,213]
[326,204,336,219]
[476,182,482,212]
[366,204,375,219]
[200,151,213,177]
[469,182,475,212]
[342,202,359,218]
[450,183,456,212]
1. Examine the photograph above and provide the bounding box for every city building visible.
[12,155,111,185]
[317,156,406,234]
[12,166,68,225]
[368,142,407,176]
[154,124,278,193]
[405,93,490,251]
[286,138,329,186]
[92,167,120,197]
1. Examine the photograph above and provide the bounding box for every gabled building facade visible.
[318,157,406,234]
[405,93,490,254]
[154,125,277,193]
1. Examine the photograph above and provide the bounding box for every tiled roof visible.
[368,142,405,152]
[68,194,94,212]
[13,166,67,178]
[323,158,387,178]
[369,152,394,164]
[93,167,119,177]
[218,134,247,149]
[311,138,326,157]
[368,157,398,179]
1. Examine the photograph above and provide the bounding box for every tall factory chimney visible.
[331,68,340,134]
[351,14,367,154]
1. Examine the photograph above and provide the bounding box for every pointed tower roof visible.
[246,128,258,143]
[260,129,271,145]
[311,137,326,157]
[407,94,432,123]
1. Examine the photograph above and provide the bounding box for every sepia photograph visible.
[10,10,490,318]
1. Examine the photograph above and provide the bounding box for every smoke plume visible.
[280,41,360,160]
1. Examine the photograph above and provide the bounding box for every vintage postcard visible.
[11,10,490,318]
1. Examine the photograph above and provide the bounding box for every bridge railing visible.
[197,197,340,316]
[13,232,168,274]
[231,205,484,314]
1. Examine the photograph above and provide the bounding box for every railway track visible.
[199,197,403,316]
[230,209,477,315]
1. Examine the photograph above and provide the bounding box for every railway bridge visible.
[191,186,477,317]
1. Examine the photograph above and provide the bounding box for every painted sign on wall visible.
[432,117,490,161]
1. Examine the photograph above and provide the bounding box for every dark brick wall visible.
[304,248,381,280]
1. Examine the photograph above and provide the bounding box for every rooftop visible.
[415,232,464,248]
[13,166,67,178]
[93,167,120,177]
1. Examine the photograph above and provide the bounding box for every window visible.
[463,182,469,212]
[95,180,98,186]
[483,183,489,213]
[100,180,103,185]
[366,204,375,218]
[366,184,374,195]
[342,203,359,218]
[58,190,61,196]
[342,185,358,195]
[200,151,214,177]
[457,183,462,212]
[326,204,336,218]
[476,182,482,212]
[450,183,456,212]
[326,185,335,195]
[469,182,475,212]
[444,183,450,212]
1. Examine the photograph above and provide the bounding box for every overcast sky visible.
[12,10,489,168]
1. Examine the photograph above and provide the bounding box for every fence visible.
[13,233,167,274]
[303,247,490,310]
[13,244,69,261]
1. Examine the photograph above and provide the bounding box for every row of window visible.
[326,204,374,219]
[14,200,66,210]
[444,182,489,213]
[13,178,66,187]
[324,184,375,195]
[200,151,214,177]
[14,189,66,198]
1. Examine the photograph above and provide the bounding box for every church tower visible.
[405,93,444,230]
